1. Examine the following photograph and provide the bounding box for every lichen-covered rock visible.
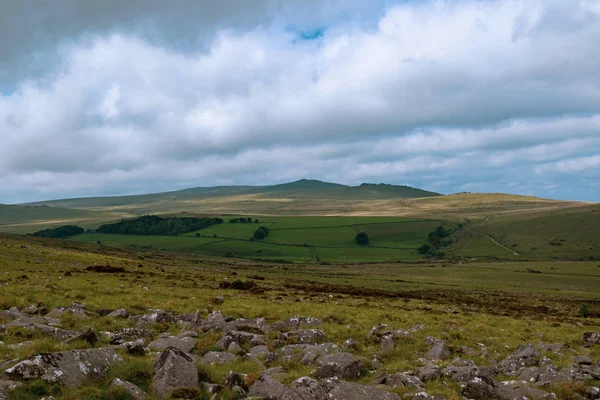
[110,328,153,345]
[424,338,450,360]
[152,347,198,399]
[148,334,196,353]
[200,351,236,365]
[272,316,322,332]
[314,352,368,380]
[107,308,128,318]
[386,372,425,389]
[280,329,326,345]
[5,348,123,387]
[583,332,600,347]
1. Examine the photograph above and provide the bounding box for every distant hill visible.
[22,179,441,210]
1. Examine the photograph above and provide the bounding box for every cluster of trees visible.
[31,225,84,239]
[253,226,270,240]
[418,225,455,257]
[229,217,258,224]
[97,215,223,236]
[355,232,370,245]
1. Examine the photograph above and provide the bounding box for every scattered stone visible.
[136,309,175,327]
[314,352,368,380]
[110,328,153,345]
[152,347,198,399]
[5,348,123,387]
[248,372,297,399]
[342,338,358,352]
[63,328,98,346]
[148,334,196,353]
[201,351,236,365]
[583,332,600,347]
[386,372,425,389]
[418,365,442,382]
[424,337,450,360]
[124,339,146,356]
[225,371,248,390]
[211,296,225,305]
[111,378,148,400]
[280,329,326,344]
[575,356,593,365]
[0,380,22,400]
[272,316,322,331]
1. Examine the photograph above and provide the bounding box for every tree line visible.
[97,215,223,236]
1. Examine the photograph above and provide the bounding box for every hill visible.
[0,204,130,234]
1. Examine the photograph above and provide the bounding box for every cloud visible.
[0,0,599,203]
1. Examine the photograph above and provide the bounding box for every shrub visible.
[355,232,369,246]
[253,226,270,240]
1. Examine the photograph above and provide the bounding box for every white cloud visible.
[0,0,599,202]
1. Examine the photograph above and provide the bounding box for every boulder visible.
[314,352,368,380]
[152,347,198,399]
[272,316,322,331]
[110,328,153,345]
[0,380,22,400]
[200,351,236,365]
[280,329,326,345]
[136,309,176,327]
[342,338,358,352]
[111,378,148,400]
[148,334,196,353]
[248,372,299,400]
[320,377,401,400]
[418,365,442,382]
[424,338,450,360]
[386,372,425,389]
[279,343,341,358]
[5,348,123,387]
[583,332,600,347]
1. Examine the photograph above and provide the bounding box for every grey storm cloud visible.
[0,0,599,203]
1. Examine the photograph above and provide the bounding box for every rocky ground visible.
[1,302,599,400]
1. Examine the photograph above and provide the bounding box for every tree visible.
[355,232,369,246]
[253,226,270,240]
[418,243,431,254]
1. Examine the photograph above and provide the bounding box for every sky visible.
[1,0,599,203]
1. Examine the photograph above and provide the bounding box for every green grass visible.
[0,232,599,400]
[70,217,444,263]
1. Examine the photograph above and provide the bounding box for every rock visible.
[386,372,425,389]
[107,308,128,318]
[211,296,225,305]
[443,361,479,383]
[110,328,153,345]
[201,351,236,365]
[124,339,146,356]
[536,365,571,386]
[148,334,196,353]
[462,376,504,400]
[498,343,540,374]
[225,371,248,390]
[63,328,98,346]
[225,317,270,334]
[321,377,401,400]
[0,308,22,321]
[512,384,557,400]
[228,342,244,355]
[380,333,395,352]
[202,382,222,394]
[290,376,328,399]
[409,392,447,400]
[517,366,541,383]
[575,356,593,365]
[279,343,341,358]
[5,347,123,387]
[217,330,259,350]
[137,309,175,327]
[152,347,199,399]
[111,378,148,400]
[342,338,358,352]
[583,332,600,347]
[314,352,368,380]
[24,324,80,341]
[5,316,61,327]
[249,372,299,399]
[539,342,568,355]
[272,316,322,331]
[280,329,326,344]
[250,345,273,359]
[418,365,441,382]
[0,380,22,400]
[424,338,450,360]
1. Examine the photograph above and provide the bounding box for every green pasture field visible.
[71,216,443,263]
